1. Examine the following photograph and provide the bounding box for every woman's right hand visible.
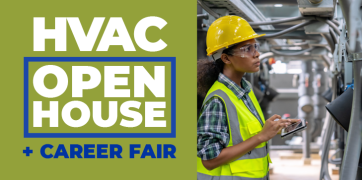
[257,114,300,142]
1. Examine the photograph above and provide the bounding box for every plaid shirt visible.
[197,73,264,160]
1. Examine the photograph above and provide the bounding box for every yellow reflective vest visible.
[197,80,272,180]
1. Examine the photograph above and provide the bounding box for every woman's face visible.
[225,39,261,73]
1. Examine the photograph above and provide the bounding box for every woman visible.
[197,16,301,179]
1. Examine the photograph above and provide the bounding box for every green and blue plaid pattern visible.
[197,73,263,160]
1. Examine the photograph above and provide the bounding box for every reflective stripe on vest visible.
[197,172,269,180]
[201,89,267,160]
[203,90,243,145]
[197,81,270,179]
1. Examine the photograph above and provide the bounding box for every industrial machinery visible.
[197,0,362,179]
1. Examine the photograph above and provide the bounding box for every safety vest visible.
[197,80,272,180]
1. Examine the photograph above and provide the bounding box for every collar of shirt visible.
[217,73,251,99]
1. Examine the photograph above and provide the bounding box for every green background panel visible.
[0,0,196,179]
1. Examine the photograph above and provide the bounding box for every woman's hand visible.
[277,120,307,134]
[257,114,301,142]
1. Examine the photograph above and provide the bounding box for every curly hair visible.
[197,46,237,111]
[197,59,224,98]
[197,47,235,96]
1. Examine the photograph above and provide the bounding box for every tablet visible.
[281,119,307,138]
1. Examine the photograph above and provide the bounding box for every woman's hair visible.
[197,59,223,98]
[197,46,238,115]
[197,47,235,97]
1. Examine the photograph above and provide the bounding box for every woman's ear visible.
[221,54,231,64]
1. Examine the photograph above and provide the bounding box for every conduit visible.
[270,42,309,48]
[249,16,314,26]
[340,61,362,180]
[329,27,338,44]
[329,26,351,53]
[332,19,340,26]
[271,47,314,56]
[321,33,335,53]
[263,21,315,38]
[319,75,337,180]
[197,14,209,20]
[321,55,331,69]
[326,19,341,36]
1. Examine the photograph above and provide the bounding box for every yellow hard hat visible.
[206,15,265,56]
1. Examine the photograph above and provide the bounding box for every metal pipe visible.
[259,52,274,60]
[270,145,321,151]
[312,61,327,142]
[348,0,362,52]
[270,42,309,47]
[197,0,219,18]
[321,33,335,53]
[320,110,331,149]
[263,21,315,38]
[340,61,362,180]
[197,14,209,20]
[332,19,340,26]
[338,0,352,34]
[248,16,314,26]
[317,17,341,36]
[321,55,331,69]
[338,125,345,167]
[319,75,337,180]
[328,27,351,53]
[328,149,341,165]
[271,47,314,56]
[329,25,352,53]
[359,68,362,179]
[329,27,339,44]
[326,20,341,36]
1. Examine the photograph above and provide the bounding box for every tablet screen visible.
[284,121,303,133]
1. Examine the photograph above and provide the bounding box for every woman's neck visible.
[222,69,245,87]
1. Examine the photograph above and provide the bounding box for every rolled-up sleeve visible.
[197,97,230,160]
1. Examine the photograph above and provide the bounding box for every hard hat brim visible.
[207,33,266,56]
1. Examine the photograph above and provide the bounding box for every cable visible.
[270,42,309,47]
[332,19,340,26]
[317,18,341,36]
[326,19,341,36]
[263,21,315,38]
[328,149,342,165]
[248,16,314,26]
[321,33,335,53]
[197,14,208,20]
[329,27,338,44]
[329,27,351,53]
[197,0,219,19]
[271,47,314,56]
[322,55,331,68]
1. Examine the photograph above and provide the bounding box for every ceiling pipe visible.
[263,21,315,38]
[249,16,315,26]
[271,47,315,56]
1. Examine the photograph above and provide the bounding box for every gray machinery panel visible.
[297,0,335,17]
[304,21,330,34]
[254,30,321,40]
